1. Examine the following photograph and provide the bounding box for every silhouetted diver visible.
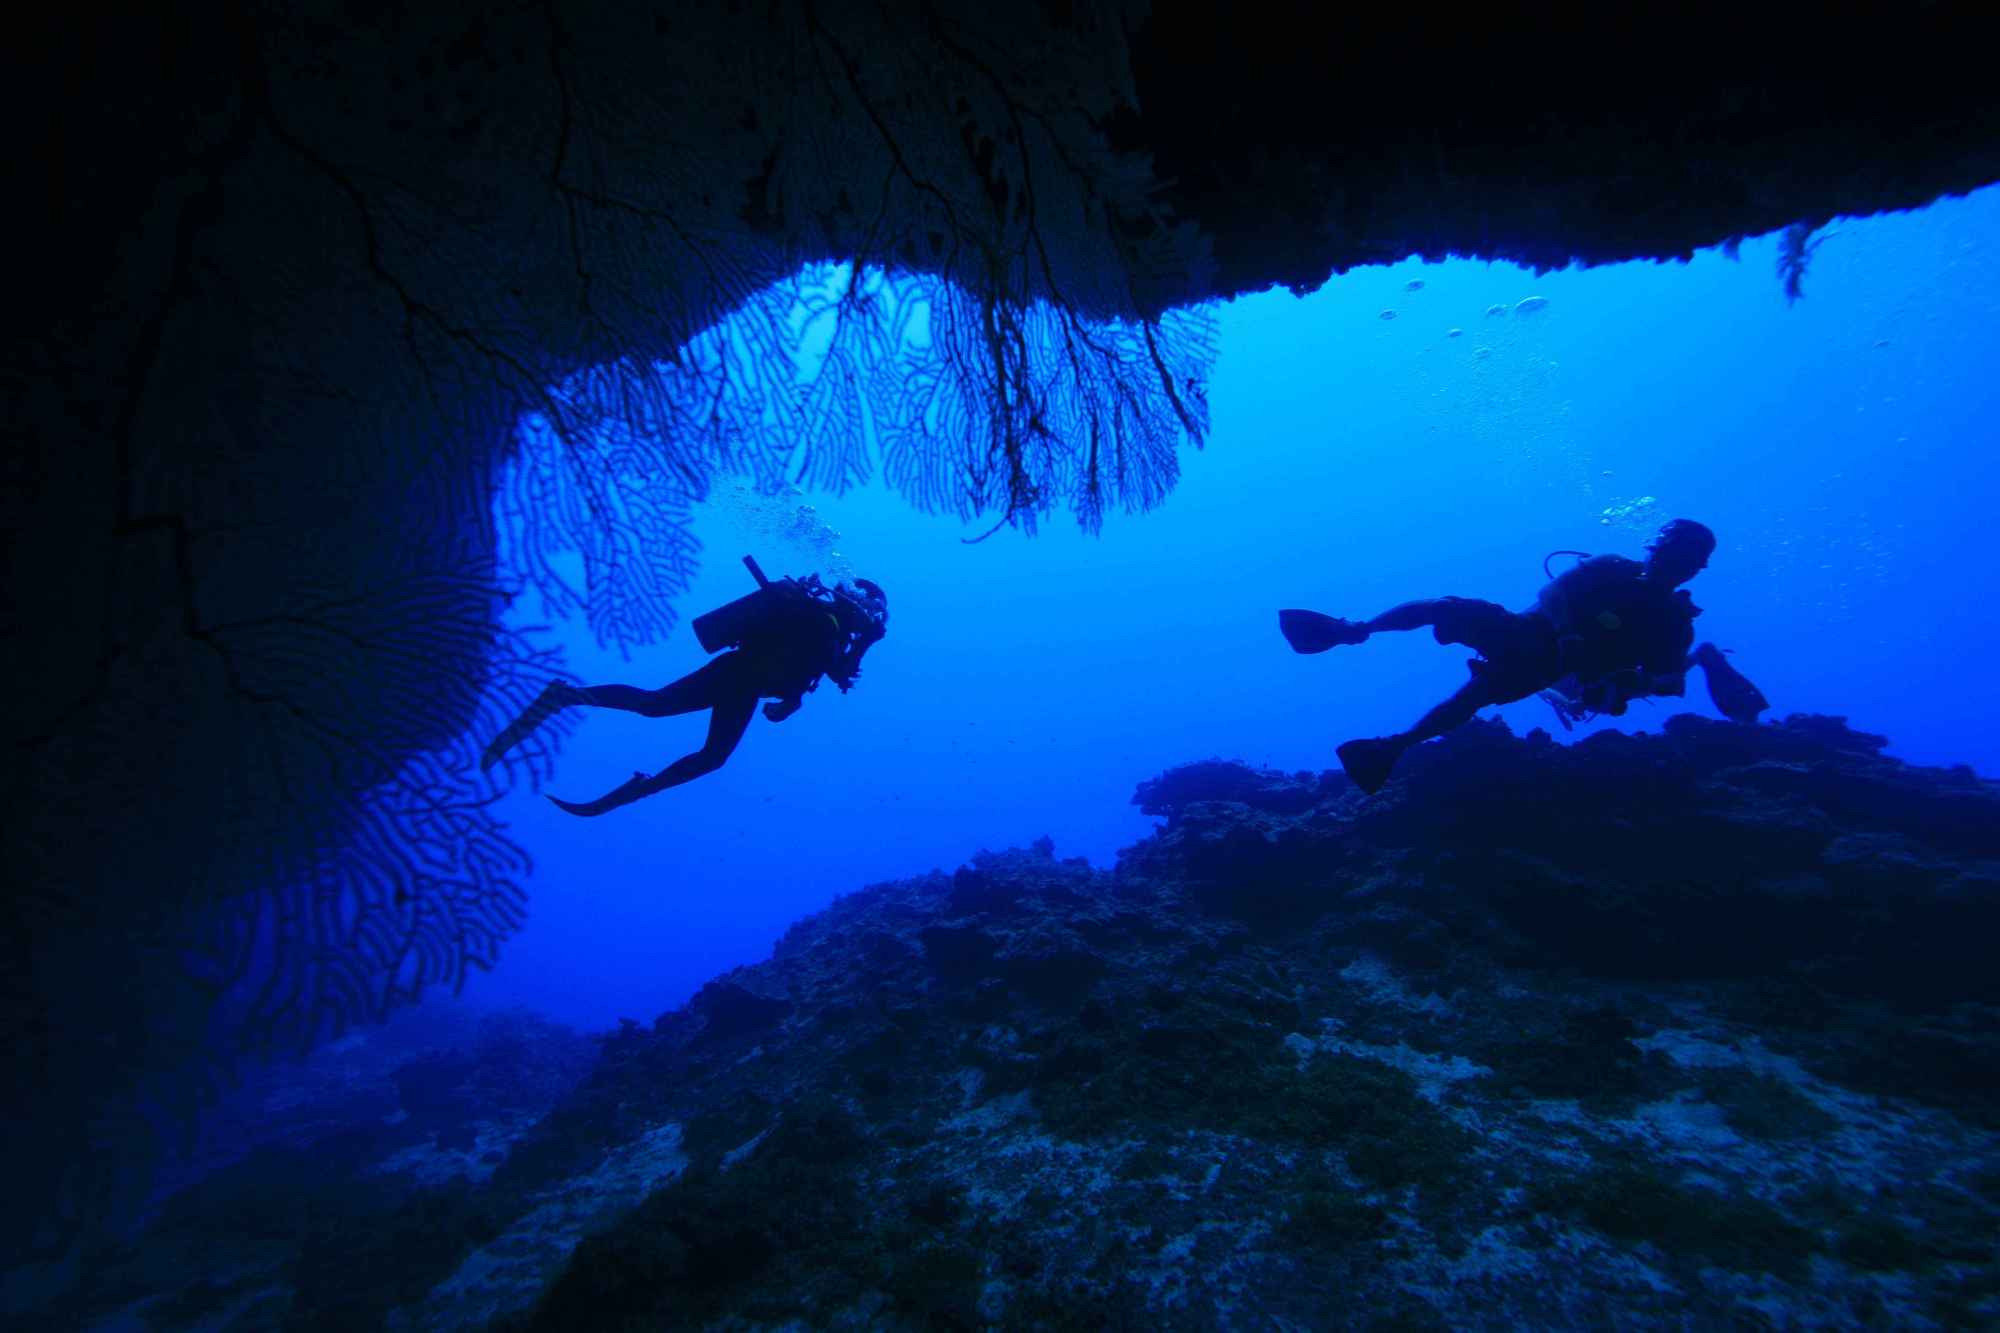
[484,556,888,816]
[1281,519,1767,794]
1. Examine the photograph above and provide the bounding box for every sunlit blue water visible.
[482,187,1999,1031]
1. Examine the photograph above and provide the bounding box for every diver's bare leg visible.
[548,692,759,817]
[1393,677,1506,747]
[1337,677,1507,795]
[1280,598,1465,655]
[1360,599,1458,634]
[571,655,740,718]
[482,657,738,771]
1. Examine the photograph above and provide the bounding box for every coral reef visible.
[36,715,2000,1329]
[32,1008,596,1333]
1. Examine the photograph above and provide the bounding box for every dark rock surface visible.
[43,1009,596,1333]
[1122,7,2000,293]
[44,715,2000,1329]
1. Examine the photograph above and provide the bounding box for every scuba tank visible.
[692,555,788,654]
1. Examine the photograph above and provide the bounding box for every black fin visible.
[1695,643,1770,725]
[1279,609,1366,654]
[1336,737,1400,795]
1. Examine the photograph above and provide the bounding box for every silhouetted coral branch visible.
[877,271,1213,537]
[1776,221,1838,303]
[502,264,1215,652]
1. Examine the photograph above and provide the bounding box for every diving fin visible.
[482,681,578,771]
[549,770,659,818]
[1279,609,1369,654]
[1335,736,1402,795]
[1693,643,1769,725]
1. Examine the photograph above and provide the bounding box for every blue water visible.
[482,187,2000,1032]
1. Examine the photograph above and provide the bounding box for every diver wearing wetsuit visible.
[1279,519,1766,795]
[482,560,888,816]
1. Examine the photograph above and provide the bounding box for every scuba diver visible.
[1279,519,1769,796]
[482,557,888,816]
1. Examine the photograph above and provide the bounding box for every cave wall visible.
[1122,5,2000,293]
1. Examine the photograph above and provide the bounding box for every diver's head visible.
[1644,519,1716,586]
[834,577,889,640]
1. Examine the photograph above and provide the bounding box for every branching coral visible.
[1776,221,1838,303]
[500,264,1214,655]
[882,271,1212,539]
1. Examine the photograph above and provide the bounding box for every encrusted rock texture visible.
[62,715,2000,1330]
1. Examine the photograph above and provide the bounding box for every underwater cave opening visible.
[466,189,2000,1032]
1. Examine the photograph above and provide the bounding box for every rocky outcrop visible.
[41,715,2000,1329]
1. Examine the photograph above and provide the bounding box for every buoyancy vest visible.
[1535,555,1697,679]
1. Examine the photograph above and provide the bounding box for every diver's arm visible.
[762,665,823,721]
[827,637,873,692]
[1634,635,1693,700]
